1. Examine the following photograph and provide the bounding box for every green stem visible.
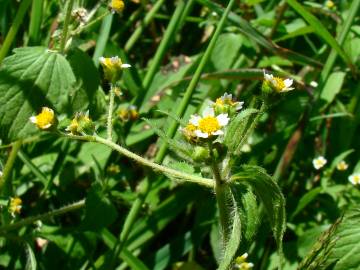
[108,0,235,265]
[59,0,75,54]
[0,0,32,63]
[0,199,85,233]
[0,140,22,195]
[64,134,214,188]
[209,146,230,244]
[155,0,236,160]
[107,84,116,140]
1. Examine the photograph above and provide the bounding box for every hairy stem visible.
[209,146,231,244]
[107,84,116,140]
[64,134,214,188]
[0,199,85,233]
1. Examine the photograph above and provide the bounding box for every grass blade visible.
[286,0,354,72]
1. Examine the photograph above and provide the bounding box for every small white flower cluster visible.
[263,71,294,92]
[182,93,243,140]
[234,253,254,270]
[188,107,229,138]
[312,156,359,186]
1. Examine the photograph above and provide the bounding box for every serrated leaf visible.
[25,242,37,270]
[231,165,286,265]
[80,183,118,231]
[224,108,258,155]
[231,185,260,246]
[218,195,242,270]
[0,47,75,143]
[325,208,360,270]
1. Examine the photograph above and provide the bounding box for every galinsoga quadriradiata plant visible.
[24,66,292,269]
[0,0,295,269]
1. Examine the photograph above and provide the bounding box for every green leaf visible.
[0,47,75,143]
[231,186,260,246]
[218,197,242,270]
[25,242,37,270]
[299,208,360,269]
[325,208,360,269]
[291,187,322,220]
[231,165,286,263]
[320,72,346,105]
[211,33,243,71]
[224,108,258,155]
[80,183,118,231]
[67,48,100,113]
[286,0,353,70]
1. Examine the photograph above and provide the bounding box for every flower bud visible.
[99,56,131,82]
[66,112,95,135]
[192,146,210,162]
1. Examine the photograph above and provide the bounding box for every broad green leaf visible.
[218,197,242,270]
[299,208,360,269]
[286,0,353,70]
[211,33,243,71]
[67,48,100,113]
[25,242,37,270]
[231,186,260,246]
[80,183,118,231]
[0,47,76,142]
[326,208,360,270]
[231,165,286,262]
[224,108,258,155]
[319,72,346,105]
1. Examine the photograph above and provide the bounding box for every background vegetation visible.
[0,0,360,269]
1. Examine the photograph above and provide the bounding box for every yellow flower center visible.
[9,197,22,215]
[215,98,224,106]
[198,116,220,134]
[354,175,360,183]
[273,77,286,92]
[35,108,55,129]
[111,0,125,12]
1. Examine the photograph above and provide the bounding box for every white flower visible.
[336,161,349,171]
[264,71,294,92]
[0,171,3,178]
[313,156,327,170]
[213,92,244,111]
[348,173,360,185]
[189,107,229,138]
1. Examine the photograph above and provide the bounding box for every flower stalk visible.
[64,134,214,188]
[0,199,85,233]
[107,84,116,140]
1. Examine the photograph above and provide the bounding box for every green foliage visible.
[231,165,286,260]
[0,47,75,142]
[1,0,360,269]
[80,183,118,231]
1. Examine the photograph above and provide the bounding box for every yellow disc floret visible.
[273,77,286,92]
[9,197,22,216]
[29,107,55,130]
[198,116,220,135]
[110,0,125,13]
